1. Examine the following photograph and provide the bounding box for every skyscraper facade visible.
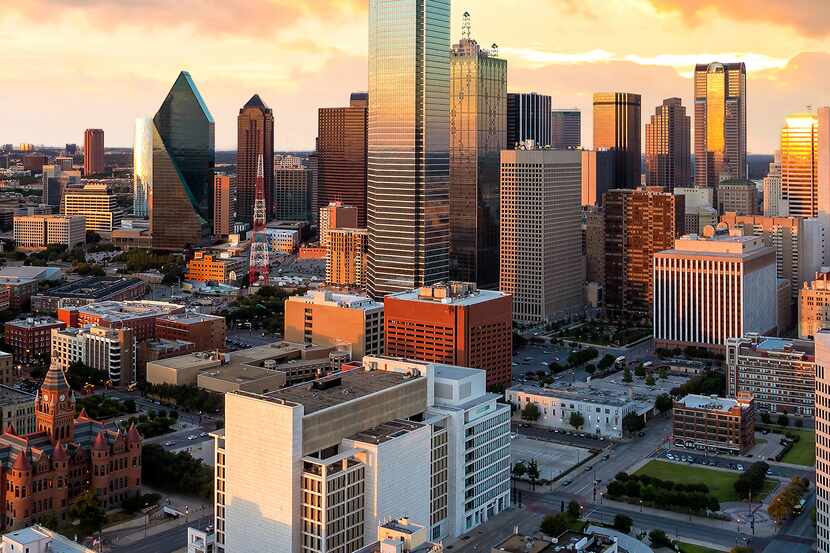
[150,71,215,251]
[763,152,783,216]
[507,92,551,147]
[449,19,507,289]
[213,175,234,238]
[236,95,274,225]
[819,107,830,220]
[551,109,581,150]
[500,148,584,323]
[813,329,830,553]
[644,98,691,190]
[694,62,747,188]
[83,129,104,176]
[132,117,152,217]
[367,0,451,297]
[273,156,312,221]
[780,112,819,218]
[593,92,641,188]
[317,93,369,226]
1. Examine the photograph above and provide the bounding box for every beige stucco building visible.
[800,271,830,339]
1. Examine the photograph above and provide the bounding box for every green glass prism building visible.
[367,0,451,297]
[150,71,215,250]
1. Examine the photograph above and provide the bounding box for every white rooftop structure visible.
[678,394,747,412]
[1,524,95,553]
[288,289,382,310]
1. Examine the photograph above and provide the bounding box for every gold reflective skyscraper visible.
[780,112,819,218]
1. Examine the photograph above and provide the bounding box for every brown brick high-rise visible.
[237,95,274,224]
[317,93,368,226]
[384,282,512,389]
[83,129,104,176]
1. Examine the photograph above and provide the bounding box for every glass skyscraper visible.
[367,0,451,297]
[150,71,215,250]
[507,92,551,148]
[780,112,818,218]
[449,21,506,288]
[593,92,641,188]
[694,62,746,188]
[132,117,152,217]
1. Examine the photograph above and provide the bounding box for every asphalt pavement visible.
[111,514,212,553]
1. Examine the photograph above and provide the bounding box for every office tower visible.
[64,144,77,156]
[726,335,815,417]
[449,16,507,288]
[815,330,830,553]
[132,117,152,217]
[716,179,757,215]
[317,93,369,226]
[83,129,104,176]
[581,149,615,206]
[41,165,81,208]
[820,107,830,220]
[674,186,715,234]
[780,112,819,218]
[327,228,369,287]
[213,175,234,238]
[603,188,684,315]
[13,215,86,251]
[237,95,275,225]
[694,62,747,187]
[62,183,122,233]
[367,0,451,297]
[499,148,584,323]
[384,282,512,388]
[319,201,359,248]
[507,92,551,147]
[593,92,641,188]
[583,206,605,285]
[763,152,783,216]
[54,156,73,171]
[654,232,777,353]
[551,109,581,150]
[720,213,824,307]
[644,98,691,190]
[150,71,215,250]
[284,290,384,357]
[801,271,830,338]
[307,151,320,225]
[273,156,312,221]
[214,358,510,551]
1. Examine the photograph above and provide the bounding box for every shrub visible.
[613,514,633,534]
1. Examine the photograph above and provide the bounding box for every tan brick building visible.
[326,227,368,287]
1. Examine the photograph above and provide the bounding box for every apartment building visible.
[726,334,815,416]
[672,393,755,454]
[186,252,247,285]
[155,312,227,353]
[653,231,777,352]
[319,202,359,248]
[384,283,513,388]
[51,325,137,386]
[327,228,368,287]
[213,356,510,552]
[4,316,66,363]
[13,214,85,250]
[62,183,122,233]
[284,290,383,358]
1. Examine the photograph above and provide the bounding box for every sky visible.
[1,0,830,153]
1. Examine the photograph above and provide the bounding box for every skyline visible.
[2,0,830,152]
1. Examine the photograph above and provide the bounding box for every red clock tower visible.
[35,363,76,444]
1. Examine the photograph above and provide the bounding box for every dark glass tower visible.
[237,94,275,224]
[150,71,215,250]
[367,0,451,297]
[507,92,551,147]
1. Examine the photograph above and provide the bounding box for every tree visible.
[648,529,672,549]
[658,367,669,379]
[734,462,769,500]
[585,364,596,374]
[645,375,656,386]
[527,459,540,490]
[567,499,581,520]
[622,367,633,383]
[612,514,633,534]
[761,412,771,425]
[569,412,585,430]
[634,365,646,377]
[623,412,645,434]
[35,511,60,531]
[598,354,615,371]
[730,548,753,553]
[777,413,790,427]
[540,513,569,537]
[69,490,106,537]
[123,399,137,414]
[795,418,804,428]
[655,394,673,415]
[521,402,541,422]
[512,461,527,479]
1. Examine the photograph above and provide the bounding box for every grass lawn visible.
[634,460,776,502]
[772,428,815,466]
[676,542,725,553]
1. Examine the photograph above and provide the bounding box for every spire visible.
[41,362,70,393]
[3,423,15,436]
[52,441,67,463]
[76,408,90,421]
[462,11,471,40]
[12,449,30,472]
[92,431,108,451]
[127,423,142,443]
[243,94,268,110]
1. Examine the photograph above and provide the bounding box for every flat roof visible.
[347,419,426,445]
[387,283,507,306]
[75,300,183,321]
[493,534,552,553]
[288,290,383,310]
[679,394,746,411]
[199,364,283,383]
[37,276,144,299]
[265,368,418,415]
[6,316,63,329]
[157,312,224,325]
[433,363,480,381]
[509,383,637,408]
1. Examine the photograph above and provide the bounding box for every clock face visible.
[43,394,49,402]
[59,394,65,402]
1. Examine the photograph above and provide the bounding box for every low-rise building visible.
[58,300,184,342]
[51,325,137,386]
[799,270,830,339]
[491,530,619,553]
[0,385,35,436]
[186,252,247,285]
[265,228,299,254]
[672,393,755,454]
[355,517,441,553]
[284,290,383,358]
[62,183,122,233]
[187,525,216,553]
[4,316,65,363]
[326,227,368,287]
[0,266,62,311]
[155,312,226,353]
[1,525,95,553]
[13,214,85,250]
[505,384,647,439]
[725,334,815,416]
[0,352,13,387]
[30,276,146,314]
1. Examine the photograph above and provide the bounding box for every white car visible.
[187,435,196,441]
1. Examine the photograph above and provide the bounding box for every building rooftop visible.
[387,281,508,306]
[347,419,426,446]
[156,311,224,325]
[73,300,183,322]
[288,289,383,311]
[663,231,769,256]
[264,368,419,415]
[36,276,144,299]
[730,334,815,361]
[509,383,639,408]
[0,265,61,283]
[2,524,94,552]
[493,534,553,553]
[6,316,64,329]
[679,394,749,412]
[0,385,33,405]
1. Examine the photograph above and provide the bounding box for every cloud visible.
[647,0,830,37]
[0,0,367,38]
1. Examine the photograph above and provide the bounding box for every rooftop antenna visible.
[462,11,471,41]
[491,43,499,58]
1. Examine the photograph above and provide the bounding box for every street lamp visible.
[639,500,643,513]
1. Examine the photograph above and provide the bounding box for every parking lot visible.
[510,436,591,481]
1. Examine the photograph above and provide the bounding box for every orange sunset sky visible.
[2,0,829,153]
